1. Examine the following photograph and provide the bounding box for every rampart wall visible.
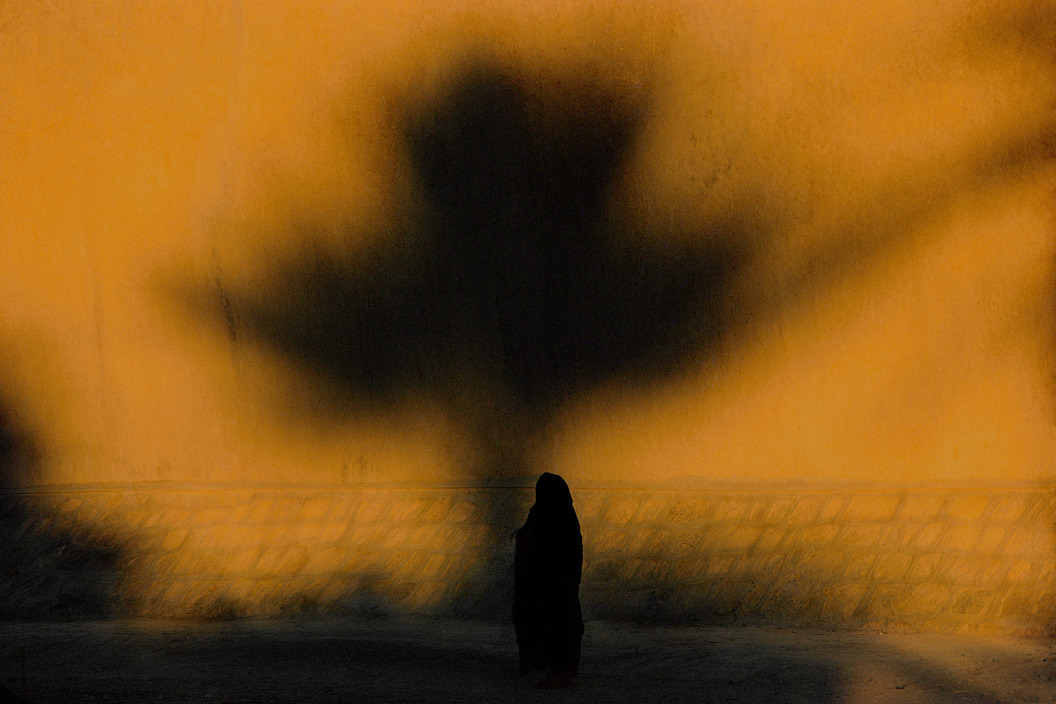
[4,482,1052,635]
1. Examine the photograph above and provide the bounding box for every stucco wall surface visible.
[0,0,1053,489]
[0,1,1053,637]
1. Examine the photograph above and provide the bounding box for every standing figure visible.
[513,472,584,688]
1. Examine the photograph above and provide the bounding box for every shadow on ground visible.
[4,616,1053,703]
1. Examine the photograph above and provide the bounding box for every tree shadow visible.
[179,62,747,615]
[209,64,744,441]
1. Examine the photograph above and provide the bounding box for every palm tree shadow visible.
[182,63,747,615]
[211,65,743,457]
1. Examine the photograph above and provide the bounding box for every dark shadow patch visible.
[0,617,846,703]
[186,63,744,458]
[0,394,125,620]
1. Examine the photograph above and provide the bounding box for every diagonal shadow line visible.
[749,0,1056,331]
[757,124,1056,326]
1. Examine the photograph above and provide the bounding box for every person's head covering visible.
[535,472,573,508]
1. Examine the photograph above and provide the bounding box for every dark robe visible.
[513,472,584,682]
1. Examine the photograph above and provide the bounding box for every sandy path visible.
[1,616,1053,703]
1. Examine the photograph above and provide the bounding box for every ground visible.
[1,616,1054,703]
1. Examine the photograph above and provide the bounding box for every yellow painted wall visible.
[1,1,1053,488]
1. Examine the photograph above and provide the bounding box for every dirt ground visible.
[1,616,1054,703]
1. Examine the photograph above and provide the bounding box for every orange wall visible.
[1,0,1053,488]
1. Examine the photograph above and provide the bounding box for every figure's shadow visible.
[186,62,746,614]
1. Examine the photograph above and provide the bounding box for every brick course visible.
[0,483,1053,634]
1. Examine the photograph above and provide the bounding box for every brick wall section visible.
[1,484,1053,634]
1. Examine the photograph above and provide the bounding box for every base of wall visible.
[1,482,1053,634]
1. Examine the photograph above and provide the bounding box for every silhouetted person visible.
[513,472,583,688]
